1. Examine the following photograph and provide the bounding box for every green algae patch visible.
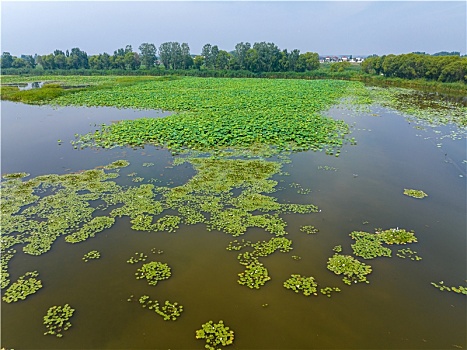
[284,274,318,296]
[2,271,42,303]
[195,320,235,350]
[403,188,428,199]
[135,261,171,286]
[43,304,75,337]
[327,254,372,285]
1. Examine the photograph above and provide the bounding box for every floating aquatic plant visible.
[431,281,467,295]
[377,228,417,245]
[132,295,184,321]
[317,165,338,171]
[151,248,164,255]
[403,188,428,199]
[327,254,372,285]
[135,261,171,286]
[349,231,392,259]
[283,274,318,296]
[2,271,42,303]
[2,172,30,180]
[82,250,101,262]
[43,304,75,337]
[396,248,422,261]
[320,286,341,297]
[65,216,115,243]
[62,77,357,155]
[300,225,319,234]
[195,320,234,350]
[127,252,148,264]
[333,245,343,253]
[291,255,302,260]
[142,162,155,167]
[103,160,130,169]
[238,262,271,289]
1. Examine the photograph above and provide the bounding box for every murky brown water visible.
[1,100,465,349]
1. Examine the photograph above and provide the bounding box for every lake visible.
[1,97,465,349]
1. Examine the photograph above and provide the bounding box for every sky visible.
[1,1,466,57]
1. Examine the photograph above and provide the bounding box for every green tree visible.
[139,43,157,69]
[298,52,320,71]
[193,55,204,70]
[125,51,141,70]
[1,52,14,68]
[234,42,251,70]
[215,50,231,70]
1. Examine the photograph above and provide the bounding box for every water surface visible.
[1,100,465,349]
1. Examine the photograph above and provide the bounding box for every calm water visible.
[1,100,466,349]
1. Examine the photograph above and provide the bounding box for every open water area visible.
[1,98,466,349]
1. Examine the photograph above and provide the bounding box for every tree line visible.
[362,53,467,83]
[0,41,320,74]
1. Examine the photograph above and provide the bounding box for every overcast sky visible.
[1,1,466,57]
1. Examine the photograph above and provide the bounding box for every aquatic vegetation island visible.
[195,320,235,350]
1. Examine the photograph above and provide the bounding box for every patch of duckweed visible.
[2,172,30,180]
[377,227,417,245]
[396,248,422,261]
[150,248,164,255]
[327,254,372,285]
[300,225,319,234]
[127,252,148,264]
[195,320,234,350]
[135,261,171,286]
[320,286,341,297]
[403,188,428,199]
[103,160,130,169]
[43,304,75,337]
[289,183,312,194]
[2,271,42,303]
[142,162,155,167]
[292,255,302,260]
[82,250,100,262]
[317,165,338,171]
[349,231,392,259]
[238,262,271,289]
[283,274,318,296]
[333,245,343,253]
[65,217,115,243]
[131,295,184,321]
[431,281,467,295]
[0,249,15,289]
